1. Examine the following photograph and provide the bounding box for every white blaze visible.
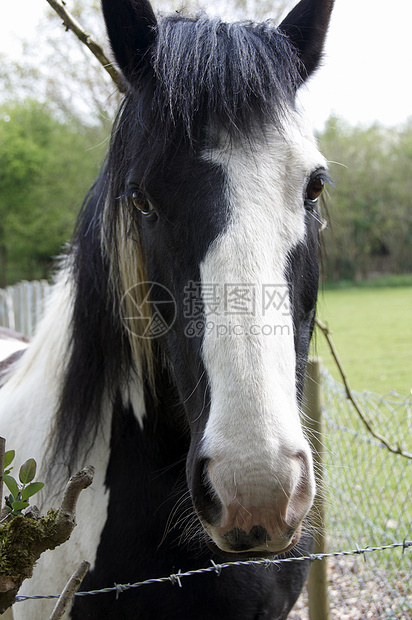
[200,114,325,532]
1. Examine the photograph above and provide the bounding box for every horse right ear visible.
[279,0,334,82]
[101,0,157,83]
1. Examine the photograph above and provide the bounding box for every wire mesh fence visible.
[291,369,412,619]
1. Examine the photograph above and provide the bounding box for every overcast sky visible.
[1,0,411,129]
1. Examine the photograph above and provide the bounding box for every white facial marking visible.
[200,112,325,550]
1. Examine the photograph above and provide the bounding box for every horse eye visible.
[305,176,325,204]
[131,191,156,218]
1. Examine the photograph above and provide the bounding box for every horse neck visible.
[103,364,194,557]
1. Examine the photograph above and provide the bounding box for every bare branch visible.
[49,560,90,620]
[53,466,95,545]
[45,0,127,93]
[315,317,412,460]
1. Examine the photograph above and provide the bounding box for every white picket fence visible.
[0,281,51,338]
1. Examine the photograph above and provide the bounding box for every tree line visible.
[1,99,410,286]
[0,0,410,285]
[318,116,412,281]
[0,100,108,286]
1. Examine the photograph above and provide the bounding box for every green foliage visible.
[2,452,44,518]
[0,99,108,285]
[18,459,36,486]
[324,273,412,290]
[317,116,412,281]
[3,451,14,473]
[3,477,18,503]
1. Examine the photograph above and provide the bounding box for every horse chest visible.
[69,395,311,619]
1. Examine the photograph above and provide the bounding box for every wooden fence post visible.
[304,357,329,620]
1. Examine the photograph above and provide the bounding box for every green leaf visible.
[4,474,19,499]
[21,482,44,501]
[11,500,29,513]
[19,458,37,485]
[4,450,15,469]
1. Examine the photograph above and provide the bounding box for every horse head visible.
[101,0,333,557]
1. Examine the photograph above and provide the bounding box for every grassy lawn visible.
[312,284,412,396]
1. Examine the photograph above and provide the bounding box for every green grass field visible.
[312,283,412,396]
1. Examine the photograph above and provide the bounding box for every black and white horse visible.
[0,0,334,617]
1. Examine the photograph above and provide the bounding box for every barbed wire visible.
[15,540,411,603]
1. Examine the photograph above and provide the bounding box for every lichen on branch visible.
[0,466,94,614]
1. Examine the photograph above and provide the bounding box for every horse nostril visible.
[283,450,315,527]
[223,526,271,552]
[295,450,311,473]
[191,457,221,525]
[194,457,210,489]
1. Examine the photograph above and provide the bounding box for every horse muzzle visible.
[190,450,315,557]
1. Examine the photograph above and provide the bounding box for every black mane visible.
[150,15,301,142]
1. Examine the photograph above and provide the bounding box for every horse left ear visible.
[279,0,334,82]
[101,0,158,83]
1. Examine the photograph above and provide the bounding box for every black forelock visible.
[110,15,300,166]
[150,15,301,141]
[106,14,303,194]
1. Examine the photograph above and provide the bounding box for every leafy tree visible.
[318,116,412,281]
[0,100,107,284]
